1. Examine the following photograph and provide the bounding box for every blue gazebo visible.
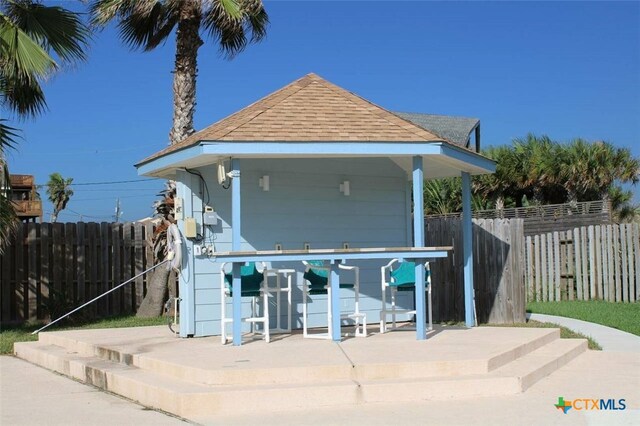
[136,73,495,346]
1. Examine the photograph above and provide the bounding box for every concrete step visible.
[490,338,588,391]
[14,341,360,417]
[34,327,561,386]
[15,340,547,419]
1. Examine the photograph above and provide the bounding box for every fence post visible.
[27,223,38,319]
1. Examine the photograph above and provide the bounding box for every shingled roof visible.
[138,73,466,166]
[394,112,479,150]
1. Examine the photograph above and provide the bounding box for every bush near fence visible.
[0,222,176,326]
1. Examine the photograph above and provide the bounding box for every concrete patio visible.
[14,324,590,422]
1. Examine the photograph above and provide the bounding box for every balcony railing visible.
[9,174,35,188]
[12,199,42,217]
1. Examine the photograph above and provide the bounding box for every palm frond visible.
[90,0,148,26]
[0,13,56,82]
[1,68,47,115]
[118,1,178,51]
[202,0,268,59]
[90,0,177,51]
[0,119,21,154]
[0,191,18,254]
[4,0,91,64]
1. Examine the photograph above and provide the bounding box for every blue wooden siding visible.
[178,158,415,337]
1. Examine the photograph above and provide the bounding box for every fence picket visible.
[588,226,596,300]
[547,233,555,300]
[595,226,603,299]
[574,228,582,301]
[112,224,122,315]
[550,231,561,301]
[581,227,589,300]
[27,223,38,319]
[607,225,615,302]
[65,224,75,305]
[613,225,621,302]
[15,224,25,321]
[601,225,609,301]
[88,223,98,318]
[39,224,50,320]
[633,223,640,302]
[123,224,132,313]
[620,224,629,302]
[540,234,548,301]
[534,235,541,301]
[526,236,534,300]
[1,228,12,322]
[625,224,635,303]
[566,231,574,300]
[76,224,86,308]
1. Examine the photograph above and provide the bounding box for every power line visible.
[71,188,157,192]
[71,194,155,201]
[36,178,158,186]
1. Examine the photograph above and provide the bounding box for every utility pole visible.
[114,198,123,223]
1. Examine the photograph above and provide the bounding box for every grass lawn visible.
[483,320,602,350]
[527,300,640,336]
[1,316,166,355]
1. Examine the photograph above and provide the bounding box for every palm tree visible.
[559,140,639,206]
[46,173,73,222]
[135,181,177,316]
[423,178,461,216]
[90,0,269,317]
[0,123,18,253]
[473,145,520,210]
[90,0,269,145]
[0,0,89,249]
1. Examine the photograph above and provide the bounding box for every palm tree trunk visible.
[136,265,170,317]
[138,2,203,317]
[168,1,203,145]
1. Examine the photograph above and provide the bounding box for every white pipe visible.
[32,259,170,335]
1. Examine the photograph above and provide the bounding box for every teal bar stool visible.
[220,262,270,344]
[301,260,366,339]
[380,259,432,333]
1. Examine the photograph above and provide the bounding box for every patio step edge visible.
[484,327,560,372]
[490,338,588,391]
[12,341,362,417]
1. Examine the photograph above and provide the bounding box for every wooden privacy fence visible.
[525,223,640,302]
[1,222,162,326]
[426,218,526,324]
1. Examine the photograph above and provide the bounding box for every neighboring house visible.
[9,174,42,223]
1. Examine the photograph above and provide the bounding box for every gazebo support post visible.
[330,262,341,341]
[461,171,475,327]
[412,156,427,340]
[231,158,243,346]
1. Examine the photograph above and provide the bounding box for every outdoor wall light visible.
[339,180,350,196]
[259,175,270,191]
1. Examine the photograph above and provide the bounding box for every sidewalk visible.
[527,313,640,352]
[0,356,187,426]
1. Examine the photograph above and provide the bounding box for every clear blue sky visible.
[6,1,640,222]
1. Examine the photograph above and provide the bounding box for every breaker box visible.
[203,206,218,225]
